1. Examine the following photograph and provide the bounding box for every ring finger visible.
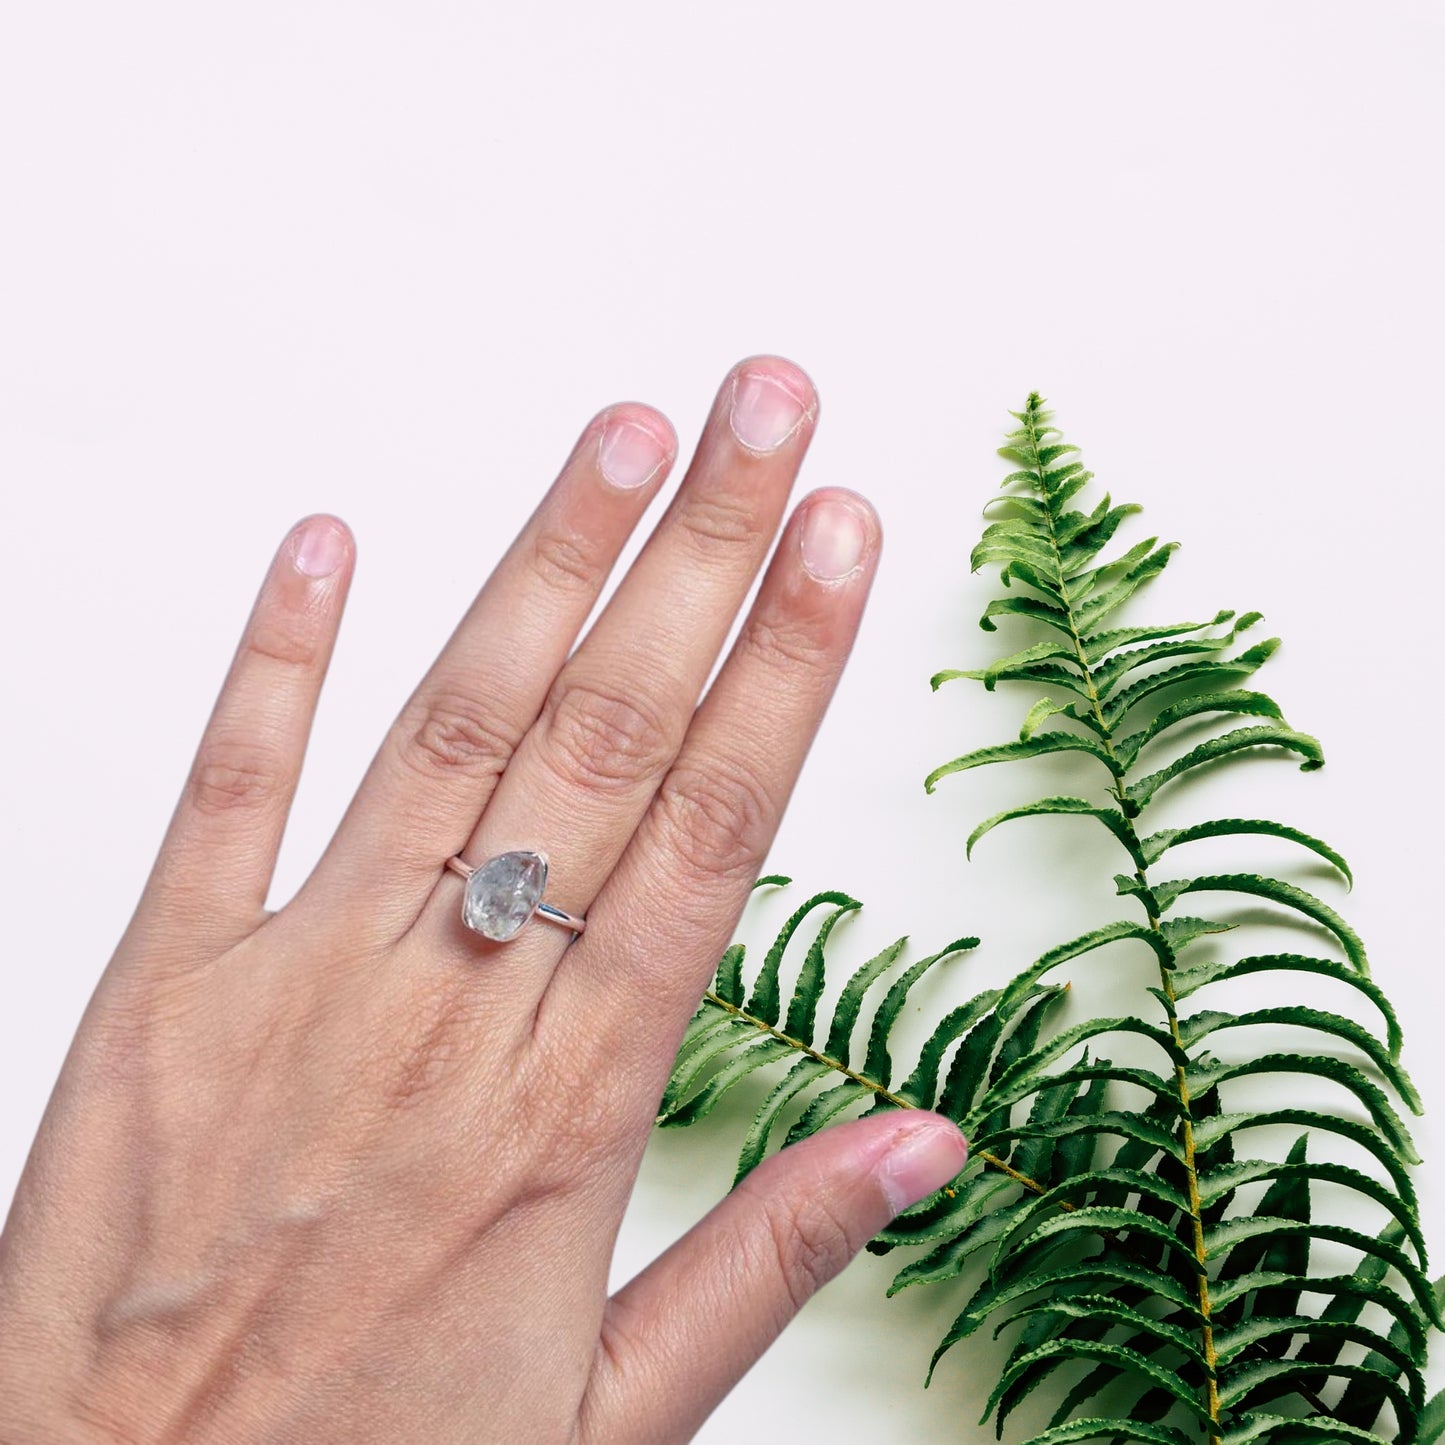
[554,481,880,1100]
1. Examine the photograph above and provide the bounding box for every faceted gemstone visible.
[462,851,548,942]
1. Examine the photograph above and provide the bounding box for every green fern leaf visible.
[896,987,1005,1106]
[1173,953,1402,1058]
[661,891,1011,1201]
[984,1337,1214,1428]
[1419,1387,1445,1442]
[979,593,1073,633]
[782,898,860,1038]
[863,936,981,1090]
[1019,697,1077,740]
[1072,542,1178,631]
[1081,609,1235,660]
[1148,873,1367,972]
[1089,611,1262,695]
[658,1036,795,1127]
[889,1195,1034,1297]
[1200,1158,1426,1261]
[924,733,1120,795]
[966,796,1142,864]
[1210,1054,1416,1160]
[920,393,1437,1441]
[1191,1105,1418,1213]
[1141,817,1352,885]
[1008,1421,1194,1445]
[1124,726,1324,809]
[1101,638,1281,728]
[823,935,909,1064]
[713,942,746,1006]
[732,1056,833,1184]
[746,889,858,1024]
[1180,1007,1418,1110]
[1221,1357,1419,1434]
[1213,1271,1425,1355]
[1223,1415,1410,1443]
[1334,1272,1445,1433]
[666,393,1437,1443]
[1113,689,1287,766]
[783,1079,869,1144]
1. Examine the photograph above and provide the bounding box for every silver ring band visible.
[447,851,586,943]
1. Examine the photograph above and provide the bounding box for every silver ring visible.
[446,850,587,943]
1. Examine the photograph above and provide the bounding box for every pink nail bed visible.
[875,1121,969,1215]
[729,370,808,453]
[292,517,347,579]
[800,498,868,581]
[599,416,668,490]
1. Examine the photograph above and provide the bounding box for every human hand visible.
[0,357,968,1444]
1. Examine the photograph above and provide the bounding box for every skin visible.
[0,357,967,1444]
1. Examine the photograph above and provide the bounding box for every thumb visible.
[584,1111,968,1444]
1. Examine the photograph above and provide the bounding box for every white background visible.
[2,4,1442,1440]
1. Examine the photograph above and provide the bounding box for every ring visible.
[446,850,587,943]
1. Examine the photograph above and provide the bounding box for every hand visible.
[0,357,968,1444]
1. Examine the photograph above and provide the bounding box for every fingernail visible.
[599,416,668,490]
[729,370,808,453]
[800,497,868,581]
[292,516,347,578]
[875,1120,968,1216]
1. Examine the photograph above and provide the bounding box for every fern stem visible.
[700,990,1050,1195]
[1021,403,1225,1443]
[1153,932,1222,1428]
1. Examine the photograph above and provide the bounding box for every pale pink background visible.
[2,4,1441,1437]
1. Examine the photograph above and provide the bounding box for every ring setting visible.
[447,850,587,943]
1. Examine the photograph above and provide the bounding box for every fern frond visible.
[659,881,1002,1187]
[917,393,1437,1443]
[663,398,1437,1444]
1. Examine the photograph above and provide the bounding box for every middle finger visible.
[416,356,818,997]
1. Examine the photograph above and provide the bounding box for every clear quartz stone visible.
[462,851,548,942]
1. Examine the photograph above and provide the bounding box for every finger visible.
[547,487,879,1058]
[583,1113,968,1445]
[417,357,818,993]
[303,404,677,929]
[136,514,354,952]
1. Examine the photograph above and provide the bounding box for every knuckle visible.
[189,736,286,815]
[543,677,675,793]
[675,489,766,556]
[395,690,523,782]
[527,524,605,593]
[86,974,197,1083]
[762,1191,854,1312]
[653,761,775,882]
[737,607,833,674]
[244,611,320,669]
